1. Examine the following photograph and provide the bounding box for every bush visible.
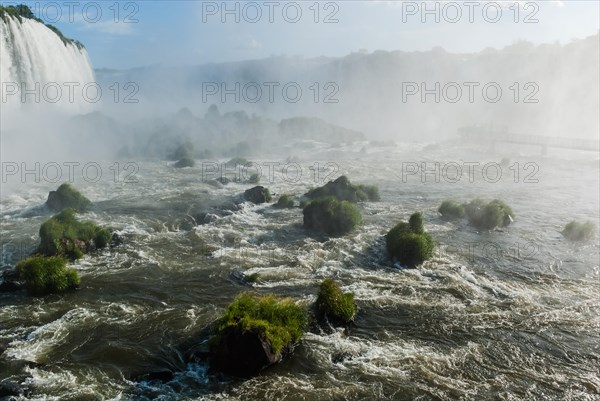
[16,256,79,296]
[247,173,260,184]
[465,199,513,230]
[275,194,294,208]
[174,157,195,168]
[303,196,362,236]
[316,278,357,324]
[386,213,435,267]
[409,212,424,234]
[46,183,91,212]
[216,292,307,354]
[305,176,380,202]
[226,157,250,168]
[562,221,596,241]
[38,209,111,260]
[438,200,465,219]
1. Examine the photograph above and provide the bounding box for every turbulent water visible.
[1,143,599,400]
[0,14,95,113]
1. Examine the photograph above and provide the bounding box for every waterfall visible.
[0,13,95,113]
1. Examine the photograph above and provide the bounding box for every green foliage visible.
[465,199,513,230]
[174,157,195,168]
[217,292,307,354]
[386,213,435,267]
[316,278,357,324]
[248,173,260,184]
[409,212,424,234]
[227,157,250,167]
[16,256,79,296]
[303,196,362,236]
[438,200,465,219]
[562,221,596,241]
[46,183,91,212]
[275,194,294,208]
[305,176,380,203]
[39,209,111,260]
[0,5,84,48]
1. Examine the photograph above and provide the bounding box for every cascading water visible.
[0,12,95,113]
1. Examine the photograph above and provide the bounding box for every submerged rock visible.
[244,186,272,204]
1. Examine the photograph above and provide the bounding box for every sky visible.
[4,0,600,69]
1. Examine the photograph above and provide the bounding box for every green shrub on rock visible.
[305,176,380,203]
[16,256,79,296]
[303,196,362,236]
[316,278,357,324]
[438,200,465,219]
[39,209,111,260]
[562,221,596,241]
[465,199,513,230]
[275,194,294,208]
[211,292,307,376]
[386,213,435,267]
[46,183,91,212]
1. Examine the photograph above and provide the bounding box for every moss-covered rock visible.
[561,221,596,241]
[16,256,79,296]
[46,183,91,212]
[303,196,362,236]
[316,278,357,325]
[438,200,465,219]
[465,199,513,230]
[386,212,435,267]
[226,157,250,168]
[305,176,380,203]
[211,292,307,376]
[244,186,272,204]
[247,173,260,184]
[38,209,111,260]
[174,157,195,168]
[275,194,294,208]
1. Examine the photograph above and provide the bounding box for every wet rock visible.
[243,186,272,204]
[0,269,23,293]
[211,325,281,377]
[215,177,231,185]
[206,180,224,189]
[110,232,123,248]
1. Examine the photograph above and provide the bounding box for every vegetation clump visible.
[174,157,195,168]
[303,196,362,236]
[46,183,91,212]
[465,199,513,230]
[16,256,79,296]
[316,278,357,324]
[305,176,380,203]
[275,194,294,208]
[216,292,306,354]
[386,212,435,267]
[38,209,111,260]
[211,292,307,376]
[438,200,465,220]
[561,221,596,241]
